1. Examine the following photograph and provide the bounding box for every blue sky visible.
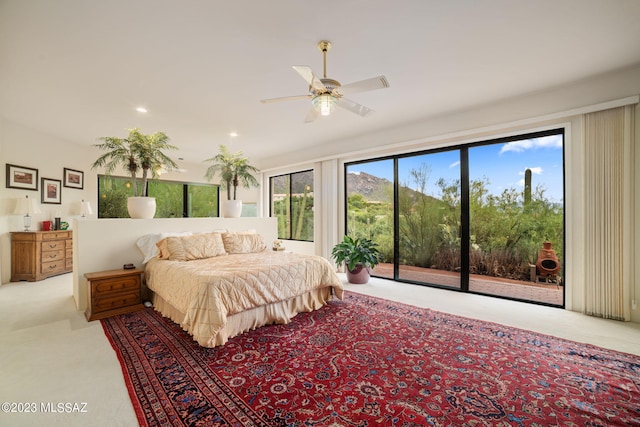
[348,134,564,202]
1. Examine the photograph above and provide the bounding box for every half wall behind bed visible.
[72,217,278,312]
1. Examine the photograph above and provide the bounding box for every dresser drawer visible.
[92,291,141,313]
[41,249,64,262]
[43,231,70,240]
[92,276,140,295]
[42,260,66,275]
[41,240,66,251]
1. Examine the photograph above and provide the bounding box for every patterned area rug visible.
[101,292,640,426]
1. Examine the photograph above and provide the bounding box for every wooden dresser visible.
[11,230,73,282]
[85,268,145,321]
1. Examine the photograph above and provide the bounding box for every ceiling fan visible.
[260,40,390,122]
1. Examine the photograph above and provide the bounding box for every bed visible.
[139,231,344,347]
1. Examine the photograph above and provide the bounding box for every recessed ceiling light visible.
[229,132,238,137]
[136,107,148,113]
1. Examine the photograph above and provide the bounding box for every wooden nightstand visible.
[85,268,145,321]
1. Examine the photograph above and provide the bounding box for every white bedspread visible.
[145,250,343,346]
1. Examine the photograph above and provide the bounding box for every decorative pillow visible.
[222,232,267,254]
[158,232,227,261]
[136,231,192,264]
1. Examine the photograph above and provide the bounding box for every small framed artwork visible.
[63,168,84,189]
[6,164,38,191]
[41,178,62,204]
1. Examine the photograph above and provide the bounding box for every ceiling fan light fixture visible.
[312,94,337,116]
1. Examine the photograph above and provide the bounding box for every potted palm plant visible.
[330,235,382,284]
[204,144,259,217]
[91,128,178,218]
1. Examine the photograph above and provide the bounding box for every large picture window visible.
[97,176,219,218]
[270,170,314,241]
[346,129,565,307]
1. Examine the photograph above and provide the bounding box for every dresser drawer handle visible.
[49,254,57,258]
[48,264,57,269]
[48,244,57,248]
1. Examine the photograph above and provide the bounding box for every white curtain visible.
[582,106,635,321]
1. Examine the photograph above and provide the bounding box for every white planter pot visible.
[221,199,242,218]
[127,197,156,219]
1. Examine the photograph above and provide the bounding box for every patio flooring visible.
[371,263,564,306]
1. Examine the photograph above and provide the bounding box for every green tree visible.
[92,128,178,196]
[204,145,259,200]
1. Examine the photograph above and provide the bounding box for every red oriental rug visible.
[101,292,640,426]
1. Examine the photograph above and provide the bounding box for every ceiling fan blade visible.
[304,107,320,123]
[337,97,374,117]
[292,66,327,93]
[260,94,311,103]
[337,75,390,95]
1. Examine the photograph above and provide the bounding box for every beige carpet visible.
[1,273,638,426]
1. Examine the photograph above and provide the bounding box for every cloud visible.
[500,135,562,154]
[518,166,543,176]
[449,161,460,169]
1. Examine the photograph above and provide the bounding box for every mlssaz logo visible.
[40,402,88,413]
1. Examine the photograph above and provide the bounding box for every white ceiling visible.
[1,0,640,170]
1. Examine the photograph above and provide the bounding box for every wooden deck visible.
[371,263,563,305]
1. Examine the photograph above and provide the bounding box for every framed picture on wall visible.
[63,168,84,189]
[6,164,39,191]
[41,177,62,204]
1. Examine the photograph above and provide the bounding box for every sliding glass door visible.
[397,151,461,289]
[346,159,394,279]
[345,129,565,307]
[468,133,564,304]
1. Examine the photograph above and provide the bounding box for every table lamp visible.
[14,195,42,231]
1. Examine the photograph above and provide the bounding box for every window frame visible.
[344,128,565,308]
[96,174,220,218]
[269,169,314,242]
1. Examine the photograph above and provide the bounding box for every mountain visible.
[346,172,393,203]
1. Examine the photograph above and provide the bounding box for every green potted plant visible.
[91,128,178,218]
[204,144,259,217]
[330,235,382,284]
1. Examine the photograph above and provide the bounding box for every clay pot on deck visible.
[536,242,561,276]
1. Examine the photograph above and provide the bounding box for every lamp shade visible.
[80,200,93,216]
[311,94,337,116]
[14,196,41,215]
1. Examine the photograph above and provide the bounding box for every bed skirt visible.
[151,287,336,347]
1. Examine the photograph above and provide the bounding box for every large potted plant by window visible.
[330,235,382,284]
[204,144,259,217]
[91,128,178,218]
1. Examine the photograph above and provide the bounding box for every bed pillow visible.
[221,232,267,254]
[158,232,227,261]
[136,231,192,264]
